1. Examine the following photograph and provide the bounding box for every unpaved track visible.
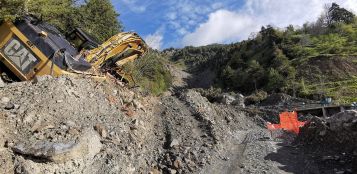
[154,66,319,174]
[154,89,318,173]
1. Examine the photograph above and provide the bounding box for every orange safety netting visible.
[266,111,306,134]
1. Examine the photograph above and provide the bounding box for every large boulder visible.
[221,93,245,107]
[12,128,102,163]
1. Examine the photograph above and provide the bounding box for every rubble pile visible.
[298,110,357,172]
[0,74,287,174]
[255,93,316,123]
[0,75,159,173]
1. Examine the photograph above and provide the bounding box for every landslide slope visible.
[167,14,357,103]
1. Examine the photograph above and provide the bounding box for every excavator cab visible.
[66,28,99,52]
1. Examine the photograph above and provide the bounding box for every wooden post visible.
[322,107,327,118]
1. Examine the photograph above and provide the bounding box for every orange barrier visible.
[267,111,306,134]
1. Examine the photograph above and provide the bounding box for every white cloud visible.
[211,2,224,10]
[183,10,256,46]
[182,0,357,47]
[166,0,225,36]
[144,28,164,50]
[121,0,147,13]
[344,0,357,12]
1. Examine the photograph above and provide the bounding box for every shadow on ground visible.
[264,142,320,174]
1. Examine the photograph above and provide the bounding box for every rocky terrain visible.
[0,71,356,174]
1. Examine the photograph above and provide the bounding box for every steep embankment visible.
[296,56,357,102]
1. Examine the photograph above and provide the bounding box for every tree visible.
[327,3,355,26]
[259,25,281,45]
[79,0,122,42]
[271,47,289,70]
[0,0,25,21]
[266,68,285,92]
[27,0,78,33]
[3,0,122,43]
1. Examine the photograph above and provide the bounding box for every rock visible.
[12,128,102,163]
[218,93,245,107]
[94,123,108,138]
[32,75,53,83]
[221,94,236,105]
[328,110,357,131]
[186,159,196,172]
[319,130,326,136]
[15,157,40,174]
[150,168,161,174]
[4,103,15,110]
[130,119,139,130]
[30,120,42,132]
[1,97,10,104]
[65,120,76,128]
[0,148,14,174]
[31,123,54,133]
[0,78,5,88]
[56,100,63,103]
[133,99,144,110]
[169,168,177,174]
[170,139,179,148]
[14,104,20,109]
[232,94,245,108]
[322,156,334,161]
[123,91,135,103]
[67,128,80,135]
[60,124,68,130]
[173,159,182,169]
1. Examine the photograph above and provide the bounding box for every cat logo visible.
[2,37,40,74]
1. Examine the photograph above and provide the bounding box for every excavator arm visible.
[85,32,147,84]
[86,32,147,66]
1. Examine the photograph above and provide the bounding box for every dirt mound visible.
[299,110,357,151]
[297,110,357,173]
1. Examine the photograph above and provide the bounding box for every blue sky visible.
[112,0,357,50]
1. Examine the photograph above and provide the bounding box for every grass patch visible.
[304,77,357,104]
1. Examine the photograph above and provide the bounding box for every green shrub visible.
[126,51,172,95]
[245,90,268,105]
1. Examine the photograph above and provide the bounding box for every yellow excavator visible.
[0,15,147,84]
